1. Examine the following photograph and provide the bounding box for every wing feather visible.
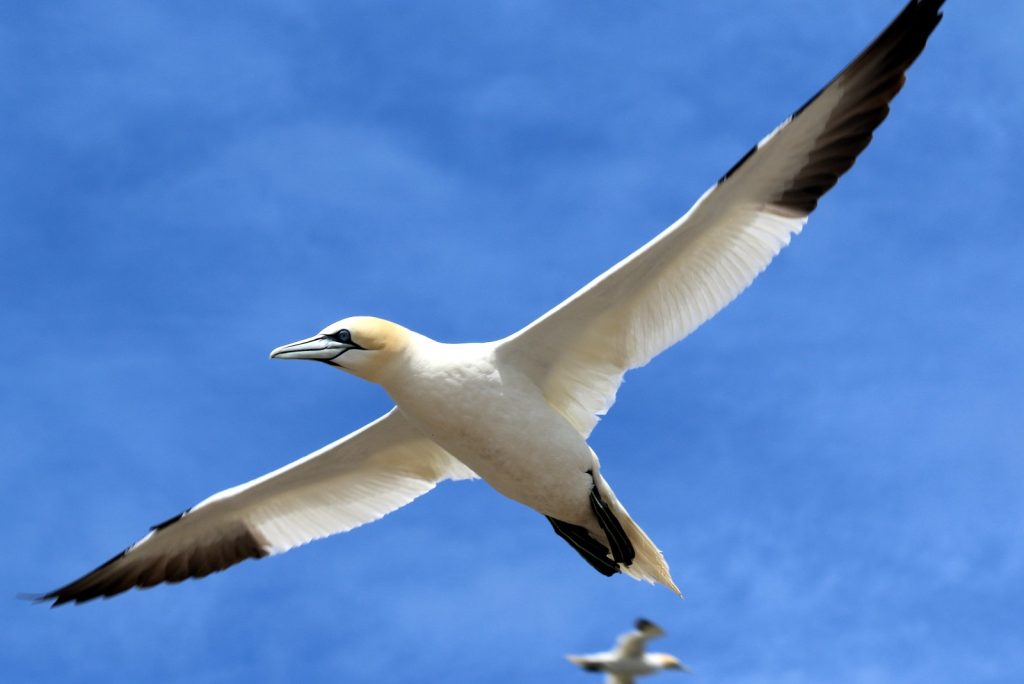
[39,409,475,606]
[499,1,943,435]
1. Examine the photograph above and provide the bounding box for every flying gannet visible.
[38,0,943,605]
[567,618,690,684]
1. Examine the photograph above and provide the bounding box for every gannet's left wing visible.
[614,619,666,658]
[613,631,649,659]
[37,408,475,606]
[499,0,943,436]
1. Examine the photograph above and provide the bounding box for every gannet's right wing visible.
[499,1,944,436]
[39,408,476,606]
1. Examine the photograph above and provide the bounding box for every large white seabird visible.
[567,619,690,683]
[40,0,943,605]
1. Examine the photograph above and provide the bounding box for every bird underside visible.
[547,476,635,576]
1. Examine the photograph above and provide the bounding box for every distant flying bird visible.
[39,0,943,605]
[567,618,690,683]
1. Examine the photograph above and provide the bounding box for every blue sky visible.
[2,1,1022,681]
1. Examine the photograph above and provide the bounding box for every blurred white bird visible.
[568,618,690,684]
[39,0,943,605]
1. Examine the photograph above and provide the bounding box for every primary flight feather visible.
[39,0,943,606]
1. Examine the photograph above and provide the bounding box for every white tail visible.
[596,474,682,597]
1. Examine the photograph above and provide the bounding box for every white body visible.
[579,654,680,677]
[384,338,598,525]
[376,332,671,587]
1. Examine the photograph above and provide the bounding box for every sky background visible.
[2,1,1022,682]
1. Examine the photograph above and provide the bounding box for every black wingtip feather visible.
[38,528,268,607]
[719,0,943,210]
[771,0,944,214]
[149,507,192,532]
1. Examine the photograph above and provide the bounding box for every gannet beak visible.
[270,335,351,361]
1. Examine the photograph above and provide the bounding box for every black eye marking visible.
[330,328,365,351]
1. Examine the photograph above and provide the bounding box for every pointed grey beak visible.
[270,334,349,361]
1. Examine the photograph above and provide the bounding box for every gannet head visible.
[651,654,689,672]
[269,316,411,383]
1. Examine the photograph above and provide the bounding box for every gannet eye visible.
[336,329,352,343]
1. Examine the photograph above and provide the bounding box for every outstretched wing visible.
[613,619,666,658]
[39,408,476,606]
[613,631,649,659]
[498,0,944,436]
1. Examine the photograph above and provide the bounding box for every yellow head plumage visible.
[271,316,412,384]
